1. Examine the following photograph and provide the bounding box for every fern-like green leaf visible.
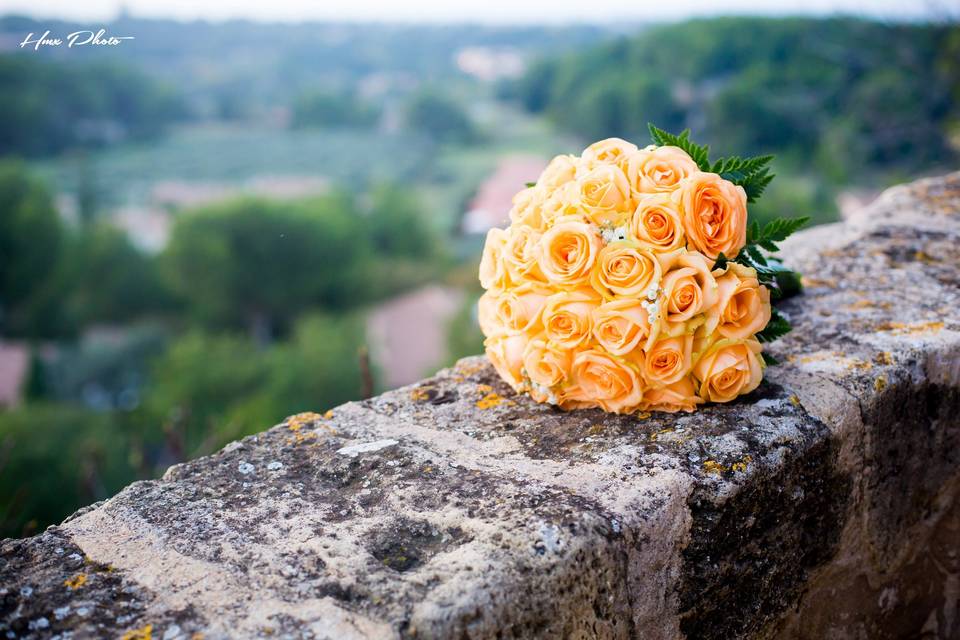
[761,352,780,366]
[647,124,711,171]
[757,216,810,243]
[756,310,793,343]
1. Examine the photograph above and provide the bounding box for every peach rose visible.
[674,172,747,259]
[542,288,599,348]
[704,263,772,339]
[580,137,639,173]
[538,220,602,287]
[477,290,502,337]
[658,251,719,328]
[640,376,704,413]
[540,182,587,227]
[591,299,652,356]
[644,334,694,387]
[591,243,662,299]
[523,338,573,389]
[693,338,764,403]
[625,145,699,194]
[577,164,632,226]
[632,194,685,252]
[565,348,644,414]
[538,154,578,190]
[508,186,545,230]
[485,334,528,392]
[493,282,549,335]
[479,227,509,291]
[503,225,545,283]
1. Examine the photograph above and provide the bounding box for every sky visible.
[0,0,952,24]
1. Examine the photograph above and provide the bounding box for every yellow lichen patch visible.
[323,409,334,419]
[789,394,801,407]
[649,428,674,441]
[850,359,873,371]
[913,250,938,264]
[476,384,493,394]
[410,386,433,402]
[874,376,888,392]
[191,634,204,640]
[64,574,87,590]
[703,460,727,474]
[874,351,894,365]
[731,455,753,473]
[636,412,652,420]
[455,361,486,377]
[286,412,322,432]
[587,424,605,435]
[286,430,318,446]
[876,321,945,335]
[847,299,876,310]
[476,392,513,409]
[121,625,152,640]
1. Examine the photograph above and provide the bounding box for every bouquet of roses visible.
[477,125,807,414]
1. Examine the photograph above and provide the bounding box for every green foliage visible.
[0,404,139,538]
[64,224,174,326]
[161,195,373,334]
[0,160,65,337]
[0,54,184,157]
[405,92,476,144]
[292,89,380,129]
[141,314,368,456]
[648,125,710,170]
[517,18,960,181]
[756,309,793,343]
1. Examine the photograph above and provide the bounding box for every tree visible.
[404,92,476,144]
[0,161,65,337]
[162,195,372,338]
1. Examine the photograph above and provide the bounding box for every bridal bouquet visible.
[478,125,806,414]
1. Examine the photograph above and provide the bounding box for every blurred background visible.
[0,0,957,537]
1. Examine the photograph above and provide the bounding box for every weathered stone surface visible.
[3,172,960,640]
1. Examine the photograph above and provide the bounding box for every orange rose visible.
[493,282,549,335]
[705,263,771,339]
[523,338,572,389]
[542,288,599,348]
[658,251,719,329]
[479,227,509,291]
[644,334,694,387]
[580,137,639,172]
[625,145,699,194]
[538,154,578,190]
[632,194,685,252]
[577,165,632,226]
[507,187,545,230]
[503,225,545,283]
[640,377,703,413]
[591,299,653,356]
[591,243,662,299]
[693,338,764,403]
[484,333,528,392]
[538,220,602,287]
[674,172,747,259]
[540,182,587,228]
[477,290,502,337]
[564,348,644,414]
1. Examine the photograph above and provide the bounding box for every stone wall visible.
[3,172,960,640]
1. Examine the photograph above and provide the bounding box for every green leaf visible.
[756,309,792,343]
[739,168,776,203]
[757,216,810,243]
[713,252,729,271]
[525,182,536,188]
[647,124,711,171]
[761,352,780,366]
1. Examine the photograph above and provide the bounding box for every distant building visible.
[455,47,526,82]
[462,156,547,235]
[366,285,465,389]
